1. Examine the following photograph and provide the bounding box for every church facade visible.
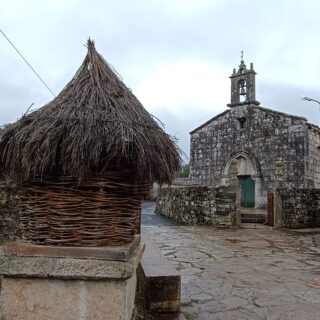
[189,59,320,208]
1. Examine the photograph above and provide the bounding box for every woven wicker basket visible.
[18,172,149,246]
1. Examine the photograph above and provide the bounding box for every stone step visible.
[241,213,266,219]
[241,215,266,224]
[240,223,272,229]
[241,217,266,224]
[241,213,266,224]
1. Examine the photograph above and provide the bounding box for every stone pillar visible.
[228,159,241,226]
[275,160,284,189]
[228,159,239,189]
[273,190,283,228]
[0,236,143,320]
[274,160,284,227]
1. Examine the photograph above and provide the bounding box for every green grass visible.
[199,250,216,260]
[181,298,199,307]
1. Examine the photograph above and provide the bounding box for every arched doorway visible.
[222,152,262,208]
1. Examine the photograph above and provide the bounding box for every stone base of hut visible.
[0,236,143,320]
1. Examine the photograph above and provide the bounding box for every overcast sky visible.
[1,0,320,162]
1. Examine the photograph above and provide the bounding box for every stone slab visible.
[0,243,144,280]
[240,223,273,229]
[0,235,140,262]
[137,236,180,314]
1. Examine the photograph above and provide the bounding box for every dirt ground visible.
[142,202,320,320]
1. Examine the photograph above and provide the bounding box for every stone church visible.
[189,58,320,208]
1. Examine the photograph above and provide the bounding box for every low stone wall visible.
[148,179,192,201]
[156,186,238,227]
[0,180,19,242]
[274,188,320,228]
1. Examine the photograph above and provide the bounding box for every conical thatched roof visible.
[0,39,181,184]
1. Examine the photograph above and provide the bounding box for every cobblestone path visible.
[141,202,320,320]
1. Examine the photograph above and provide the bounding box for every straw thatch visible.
[0,39,181,184]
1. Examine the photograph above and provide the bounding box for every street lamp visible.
[302,95,320,104]
[302,95,320,125]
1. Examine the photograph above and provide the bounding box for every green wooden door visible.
[238,175,255,207]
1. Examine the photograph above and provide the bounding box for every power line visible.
[0,29,56,97]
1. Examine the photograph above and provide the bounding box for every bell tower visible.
[228,52,260,107]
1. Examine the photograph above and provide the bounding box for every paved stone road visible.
[141,202,320,320]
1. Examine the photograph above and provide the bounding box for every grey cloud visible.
[258,81,320,124]
[0,79,49,125]
[1,0,320,161]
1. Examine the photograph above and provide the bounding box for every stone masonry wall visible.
[0,180,19,242]
[306,125,320,188]
[190,104,308,192]
[155,186,238,227]
[275,188,320,228]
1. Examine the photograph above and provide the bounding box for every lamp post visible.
[302,95,320,125]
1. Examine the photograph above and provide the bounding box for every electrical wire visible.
[0,28,55,97]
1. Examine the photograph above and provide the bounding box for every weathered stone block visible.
[0,241,144,320]
[137,236,180,315]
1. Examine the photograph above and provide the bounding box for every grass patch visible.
[181,299,198,307]
[199,250,216,260]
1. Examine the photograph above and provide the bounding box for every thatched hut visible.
[0,40,180,247]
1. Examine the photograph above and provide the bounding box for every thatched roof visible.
[0,39,181,184]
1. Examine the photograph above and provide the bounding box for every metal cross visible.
[241,50,244,61]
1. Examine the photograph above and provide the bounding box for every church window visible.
[237,117,246,129]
